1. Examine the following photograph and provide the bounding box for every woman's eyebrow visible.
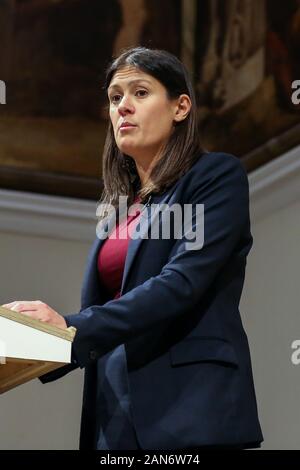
[108,79,152,91]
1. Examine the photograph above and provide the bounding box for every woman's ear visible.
[173,94,192,123]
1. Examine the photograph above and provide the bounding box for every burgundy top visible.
[97,196,142,299]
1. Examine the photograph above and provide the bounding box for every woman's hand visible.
[1,300,67,329]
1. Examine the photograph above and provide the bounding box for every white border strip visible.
[0,145,299,241]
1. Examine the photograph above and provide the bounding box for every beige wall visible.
[0,232,89,449]
[240,197,300,450]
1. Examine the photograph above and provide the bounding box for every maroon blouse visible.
[97,196,142,299]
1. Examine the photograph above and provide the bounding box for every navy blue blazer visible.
[40,152,263,450]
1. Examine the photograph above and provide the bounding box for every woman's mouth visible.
[119,123,137,132]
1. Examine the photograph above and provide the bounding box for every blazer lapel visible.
[81,210,118,308]
[120,191,172,294]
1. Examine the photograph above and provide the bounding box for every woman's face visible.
[108,66,185,163]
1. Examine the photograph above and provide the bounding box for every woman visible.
[2,47,263,450]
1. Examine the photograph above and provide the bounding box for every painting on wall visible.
[0,0,181,199]
[0,0,299,199]
[195,0,300,171]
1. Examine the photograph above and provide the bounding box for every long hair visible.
[98,46,203,221]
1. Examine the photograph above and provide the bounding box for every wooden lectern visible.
[0,305,76,394]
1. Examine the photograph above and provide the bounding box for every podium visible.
[0,306,76,394]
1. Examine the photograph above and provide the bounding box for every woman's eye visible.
[136,90,148,96]
[110,94,122,103]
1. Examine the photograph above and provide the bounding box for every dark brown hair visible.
[98,46,203,219]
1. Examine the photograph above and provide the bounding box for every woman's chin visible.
[119,144,139,157]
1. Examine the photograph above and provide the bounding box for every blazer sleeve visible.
[64,153,251,368]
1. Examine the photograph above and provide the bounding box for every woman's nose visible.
[118,95,134,116]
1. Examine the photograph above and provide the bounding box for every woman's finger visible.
[2,301,18,308]
[2,300,39,309]
[19,310,41,321]
[7,303,40,312]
